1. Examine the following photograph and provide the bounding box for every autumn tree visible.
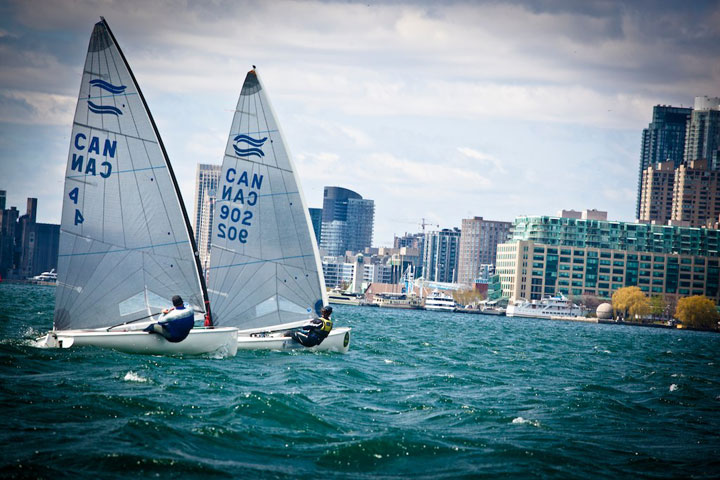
[452,288,485,307]
[611,286,650,321]
[674,296,720,330]
[649,295,667,321]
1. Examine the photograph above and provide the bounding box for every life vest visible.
[319,316,333,335]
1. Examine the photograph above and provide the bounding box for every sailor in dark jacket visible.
[291,306,333,347]
[143,295,194,343]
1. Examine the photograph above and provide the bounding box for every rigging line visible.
[65,248,135,321]
[222,153,295,173]
[103,18,211,321]
[209,254,314,270]
[82,92,138,101]
[212,89,251,304]
[219,272,279,324]
[72,121,159,144]
[255,78,319,305]
[66,165,165,179]
[58,240,186,257]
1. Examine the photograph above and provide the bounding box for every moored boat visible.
[506,294,587,319]
[424,290,456,311]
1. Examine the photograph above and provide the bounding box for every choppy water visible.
[1,283,720,479]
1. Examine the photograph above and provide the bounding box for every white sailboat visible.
[35,18,238,356]
[208,69,350,353]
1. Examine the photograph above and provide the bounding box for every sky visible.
[1,0,719,246]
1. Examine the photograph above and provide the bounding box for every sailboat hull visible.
[36,327,239,357]
[236,327,351,353]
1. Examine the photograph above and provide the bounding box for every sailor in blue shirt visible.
[144,295,194,343]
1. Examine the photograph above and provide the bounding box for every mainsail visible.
[54,19,207,330]
[208,70,327,329]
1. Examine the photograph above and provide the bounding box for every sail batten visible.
[54,19,206,330]
[208,70,326,329]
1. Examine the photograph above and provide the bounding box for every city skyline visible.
[1,1,720,245]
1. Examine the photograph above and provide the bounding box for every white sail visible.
[54,19,206,330]
[208,70,327,329]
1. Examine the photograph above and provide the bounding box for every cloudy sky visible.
[1,0,719,245]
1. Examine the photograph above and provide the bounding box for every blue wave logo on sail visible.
[89,79,127,94]
[87,101,123,116]
[233,135,267,158]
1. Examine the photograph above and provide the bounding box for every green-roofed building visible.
[496,216,720,302]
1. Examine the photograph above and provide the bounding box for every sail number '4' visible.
[68,132,117,226]
[217,168,264,244]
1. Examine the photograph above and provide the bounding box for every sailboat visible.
[35,18,238,356]
[207,69,351,352]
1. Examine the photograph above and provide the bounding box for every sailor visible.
[290,306,333,347]
[143,295,194,342]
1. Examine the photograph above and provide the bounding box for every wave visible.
[89,79,127,94]
[232,145,264,158]
[88,101,123,116]
[233,134,267,147]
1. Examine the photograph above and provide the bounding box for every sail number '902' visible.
[216,168,264,244]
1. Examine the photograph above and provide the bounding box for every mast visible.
[100,17,213,325]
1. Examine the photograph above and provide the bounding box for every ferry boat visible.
[506,294,587,319]
[327,289,364,306]
[373,292,422,309]
[424,290,456,312]
[28,269,57,286]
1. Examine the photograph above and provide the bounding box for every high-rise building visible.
[496,215,719,303]
[0,190,5,211]
[309,208,322,246]
[684,96,720,169]
[422,228,461,283]
[457,217,511,285]
[193,164,221,269]
[394,232,425,250]
[638,161,676,224]
[670,159,720,228]
[0,195,59,279]
[198,190,216,273]
[320,187,374,256]
[636,105,692,219]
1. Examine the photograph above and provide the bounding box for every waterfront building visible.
[638,161,676,224]
[0,195,59,279]
[684,96,720,170]
[670,159,720,228]
[309,208,322,246]
[193,164,221,252]
[320,187,374,256]
[457,217,511,285]
[197,190,215,273]
[422,228,461,283]
[496,215,720,303]
[394,232,425,250]
[558,209,607,221]
[635,105,692,219]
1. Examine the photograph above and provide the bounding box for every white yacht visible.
[327,289,364,306]
[506,294,587,319]
[373,292,422,309]
[29,269,57,285]
[424,290,456,312]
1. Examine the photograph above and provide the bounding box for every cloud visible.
[457,147,506,174]
[0,89,75,125]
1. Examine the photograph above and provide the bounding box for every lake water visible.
[1,283,719,478]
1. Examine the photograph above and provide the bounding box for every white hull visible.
[236,327,351,353]
[35,327,239,357]
[424,305,456,311]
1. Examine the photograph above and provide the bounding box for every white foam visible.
[123,371,148,383]
[512,417,540,427]
[383,359,394,364]
[669,384,678,392]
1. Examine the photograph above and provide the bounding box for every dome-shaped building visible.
[596,303,613,320]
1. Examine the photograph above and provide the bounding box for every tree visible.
[452,288,485,307]
[649,295,667,321]
[611,286,650,321]
[674,296,720,330]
